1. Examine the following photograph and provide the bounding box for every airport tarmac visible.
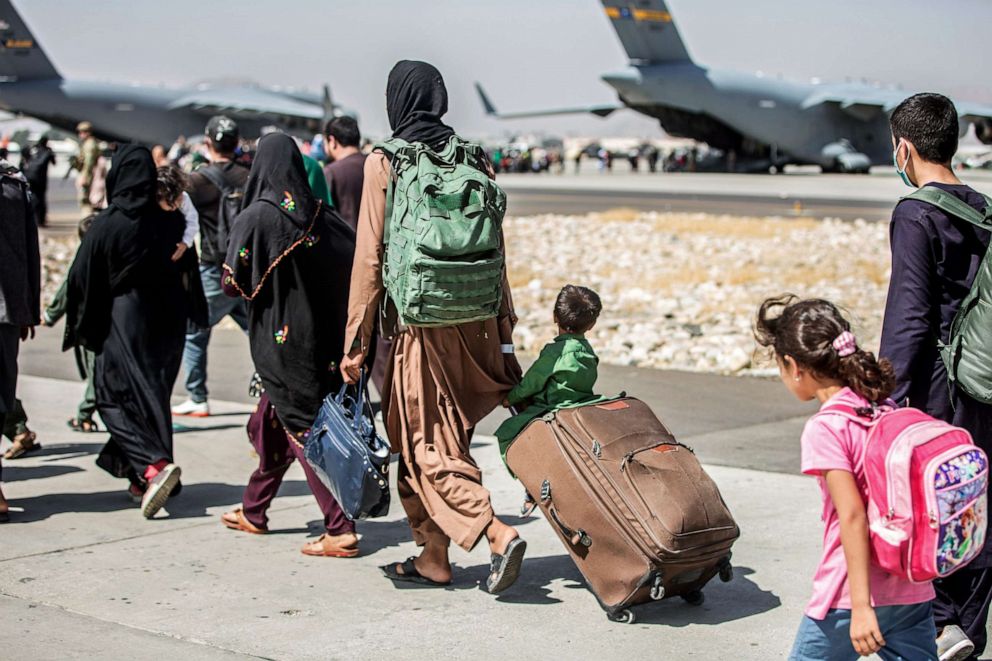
[500,167,992,220]
[39,168,992,236]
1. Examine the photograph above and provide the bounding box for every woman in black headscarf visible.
[340,61,527,593]
[65,144,203,519]
[220,132,360,557]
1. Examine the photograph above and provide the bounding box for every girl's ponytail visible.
[754,295,897,404]
[836,348,897,404]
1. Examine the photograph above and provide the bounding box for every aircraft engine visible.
[821,140,871,174]
[975,118,992,145]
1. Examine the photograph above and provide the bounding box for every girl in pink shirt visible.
[755,296,937,660]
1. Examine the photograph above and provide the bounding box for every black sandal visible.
[380,556,451,587]
[67,417,99,433]
[487,537,527,594]
[520,492,538,517]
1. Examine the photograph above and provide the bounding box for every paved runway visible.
[42,168,992,234]
[504,186,894,220]
[500,168,992,220]
[0,374,823,660]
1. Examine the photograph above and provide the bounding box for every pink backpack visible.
[817,404,988,582]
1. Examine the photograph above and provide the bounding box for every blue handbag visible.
[304,370,390,520]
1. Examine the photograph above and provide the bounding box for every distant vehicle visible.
[0,0,353,145]
[477,0,992,173]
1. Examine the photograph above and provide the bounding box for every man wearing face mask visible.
[880,93,992,661]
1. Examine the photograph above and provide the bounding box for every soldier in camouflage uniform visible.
[74,121,101,217]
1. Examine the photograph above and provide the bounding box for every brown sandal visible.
[4,431,40,459]
[221,508,268,534]
[301,533,359,558]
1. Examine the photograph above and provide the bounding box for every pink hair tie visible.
[832,331,857,357]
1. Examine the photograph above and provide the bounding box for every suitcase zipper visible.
[555,417,734,562]
[551,420,669,560]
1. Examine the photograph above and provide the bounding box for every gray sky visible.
[17,0,991,139]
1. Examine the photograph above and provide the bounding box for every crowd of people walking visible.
[1,62,991,660]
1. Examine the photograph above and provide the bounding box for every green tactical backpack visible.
[902,186,992,404]
[376,136,506,327]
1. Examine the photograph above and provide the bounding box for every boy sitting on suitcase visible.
[496,285,604,479]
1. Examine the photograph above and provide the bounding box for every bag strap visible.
[335,368,375,433]
[901,187,992,231]
[905,187,992,393]
[198,164,228,194]
[814,403,883,427]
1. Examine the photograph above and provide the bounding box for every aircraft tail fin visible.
[0,0,60,81]
[601,0,692,64]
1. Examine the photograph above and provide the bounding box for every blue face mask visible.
[893,141,914,188]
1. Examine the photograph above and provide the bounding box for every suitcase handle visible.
[541,480,592,548]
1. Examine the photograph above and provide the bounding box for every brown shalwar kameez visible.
[344,153,517,551]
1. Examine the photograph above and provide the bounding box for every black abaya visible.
[66,145,201,483]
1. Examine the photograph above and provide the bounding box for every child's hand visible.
[501,397,511,408]
[171,242,188,262]
[849,604,885,656]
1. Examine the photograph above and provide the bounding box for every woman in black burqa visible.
[65,145,205,519]
[219,132,360,557]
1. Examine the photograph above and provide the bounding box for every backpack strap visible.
[815,403,880,426]
[901,187,992,232]
[197,163,228,194]
[903,187,992,396]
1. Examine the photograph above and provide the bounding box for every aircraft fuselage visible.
[603,63,892,168]
[0,78,320,146]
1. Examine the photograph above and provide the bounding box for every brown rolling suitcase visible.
[505,397,739,623]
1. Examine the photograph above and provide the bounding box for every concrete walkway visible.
[5,373,983,660]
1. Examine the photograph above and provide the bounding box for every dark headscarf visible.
[225,133,322,300]
[105,144,158,217]
[65,145,192,351]
[386,60,455,150]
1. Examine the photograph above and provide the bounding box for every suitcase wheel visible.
[719,563,734,583]
[681,590,705,606]
[607,609,636,624]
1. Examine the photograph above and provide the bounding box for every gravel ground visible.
[504,210,891,375]
[40,210,892,376]
[40,234,78,308]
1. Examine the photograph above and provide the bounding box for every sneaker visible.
[937,625,975,661]
[172,399,209,417]
[141,463,181,519]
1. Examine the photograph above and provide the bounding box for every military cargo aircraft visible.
[477,0,992,173]
[0,0,350,146]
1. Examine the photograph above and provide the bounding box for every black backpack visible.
[198,164,245,257]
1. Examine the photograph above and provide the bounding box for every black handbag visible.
[304,370,390,520]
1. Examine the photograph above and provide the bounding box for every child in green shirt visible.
[496,285,603,464]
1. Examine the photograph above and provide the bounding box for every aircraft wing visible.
[957,101,992,123]
[167,86,324,121]
[474,82,621,119]
[799,89,901,121]
[804,89,992,124]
